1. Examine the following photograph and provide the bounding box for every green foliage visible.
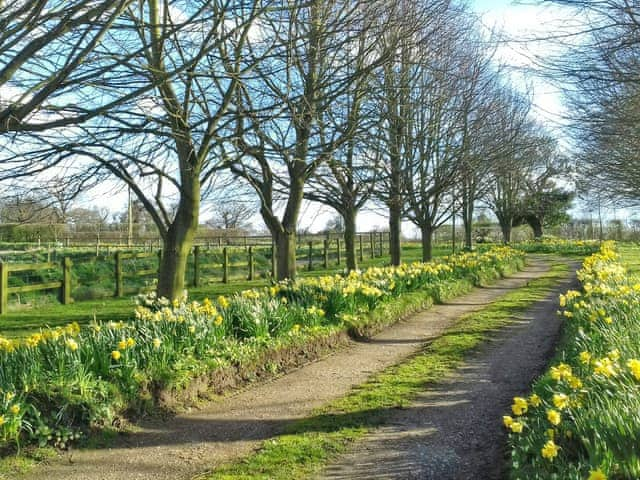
[506,242,640,479]
[206,262,568,480]
[0,247,524,452]
[515,238,601,256]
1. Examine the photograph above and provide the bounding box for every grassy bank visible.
[202,262,570,479]
[505,242,640,479]
[0,247,523,456]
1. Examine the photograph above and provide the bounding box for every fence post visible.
[61,257,73,305]
[336,238,341,265]
[379,232,384,257]
[370,232,375,259]
[0,262,7,314]
[193,245,200,288]
[248,246,254,281]
[323,239,329,269]
[359,235,364,263]
[308,241,313,271]
[222,247,229,283]
[114,251,123,298]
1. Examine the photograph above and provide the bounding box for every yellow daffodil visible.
[541,440,559,461]
[510,422,523,433]
[553,393,570,410]
[547,409,561,426]
[512,397,528,416]
[588,468,607,480]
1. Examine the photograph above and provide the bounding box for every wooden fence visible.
[0,232,390,312]
[0,258,72,314]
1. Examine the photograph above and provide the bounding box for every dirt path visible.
[18,258,558,480]
[316,262,579,480]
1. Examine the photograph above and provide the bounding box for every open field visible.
[0,243,447,338]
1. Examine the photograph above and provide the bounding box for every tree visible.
[0,1,133,134]
[231,0,395,280]
[401,9,492,261]
[538,1,640,206]
[483,91,535,243]
[207,199,255,231]
[373,0,453,265]
[3,0,270,300]
[302,12,385,271]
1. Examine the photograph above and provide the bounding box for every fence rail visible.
[0,258,72,314]
[0,231,390,313]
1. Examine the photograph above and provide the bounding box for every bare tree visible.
[207,199,255,230]
[0,1,133,134]
[302,16,384,271]
[231,0,395,279]
[537,1,640,206]
[2,1,271,300]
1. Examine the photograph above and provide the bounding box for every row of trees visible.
[537,1,640,210]
[0,0,571,300]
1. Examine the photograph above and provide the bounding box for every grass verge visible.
[199,261,570,480]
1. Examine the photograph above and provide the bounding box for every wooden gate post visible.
[323,239,329,269]
[222,247,229,283]
[114,251,123,298]
[248,246,254,281]
[61,257,73,305]
[370,232,375,259]
[0,262,7,314]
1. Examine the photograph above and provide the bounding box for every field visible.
[0,242,445,338]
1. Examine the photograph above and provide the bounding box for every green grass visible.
[618,242,640,276]
[199,261,570,480]
[0,243,452,338]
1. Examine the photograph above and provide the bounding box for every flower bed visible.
[504,241,640,480]
[0,246,524,451]
[515,238,601,256]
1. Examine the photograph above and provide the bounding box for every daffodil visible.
[541,440,559,461]
[547,409,561,426]
[511,397,528,416]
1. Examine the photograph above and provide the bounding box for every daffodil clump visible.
[0,246,523,451]
[516,238,601,256]
[506,241,640,480]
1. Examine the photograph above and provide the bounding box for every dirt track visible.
[15,258,563,480]
[317,262,579,480]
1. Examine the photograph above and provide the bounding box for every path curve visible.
[19,258,556,480]
[316,261,579,480]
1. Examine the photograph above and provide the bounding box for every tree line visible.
[0,0,572,300]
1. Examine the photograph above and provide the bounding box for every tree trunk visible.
[500,221,512,244]
[275,229,297,281]
[343,208,357,271]
[389,201,402,266]
[528,216,543,239]
[157,196,199,300]
[421,224,433,262]
[462,195,473,250]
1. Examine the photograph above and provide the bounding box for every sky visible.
[79,0,599,235]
